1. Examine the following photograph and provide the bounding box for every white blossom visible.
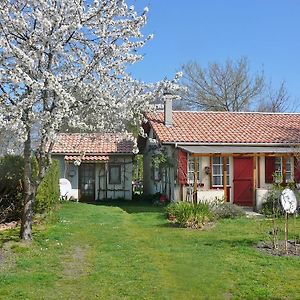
[0,0,181,157]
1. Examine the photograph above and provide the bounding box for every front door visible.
[79,163,95,202]
[233,157,253,206]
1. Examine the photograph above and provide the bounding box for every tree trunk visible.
[20,130,35,241]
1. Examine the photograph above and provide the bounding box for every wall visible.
[143,141,298,208]
[143,129,174,197]
[96,156,133,200]
[174,155,229,203]
[54,154,133,201]
[54,155,79,199]
[255,156,296,211]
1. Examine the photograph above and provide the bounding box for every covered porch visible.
[62,155,133,201]
[176,145,299,210]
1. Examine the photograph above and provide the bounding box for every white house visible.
[140,96,300,210]
[52,133,134,201]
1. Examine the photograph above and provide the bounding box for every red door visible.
[233,157,253,206]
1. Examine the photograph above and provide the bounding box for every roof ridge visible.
[154,110,300,115]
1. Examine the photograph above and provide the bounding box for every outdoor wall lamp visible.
[204,166,210,175]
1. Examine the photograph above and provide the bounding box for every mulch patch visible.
[257,240,300,257]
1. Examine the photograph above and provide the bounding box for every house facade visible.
[52,133,134,201]
[141,98,300,210]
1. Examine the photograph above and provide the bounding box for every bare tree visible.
[180,57,264,111]
[257,81,292,112]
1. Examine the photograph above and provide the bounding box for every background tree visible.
[0,0,180,240]
[180,57,264,111]
[257,81,292,112]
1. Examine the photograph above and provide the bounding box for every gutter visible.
[171,142,300,148]
[51,152,134,156]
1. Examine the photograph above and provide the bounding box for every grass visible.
[0,201,299,300]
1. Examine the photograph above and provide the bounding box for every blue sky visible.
[128,0,300,109]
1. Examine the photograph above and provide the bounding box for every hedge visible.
[0,155,60,222]
[0,155,24,222]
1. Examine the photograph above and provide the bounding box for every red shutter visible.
[265,156,275,183]
[178,150,187,185]
[294,156,300,183]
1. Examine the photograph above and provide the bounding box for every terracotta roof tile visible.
[52,133,134,154]
[146,111,300,144]
[64,155,109,161]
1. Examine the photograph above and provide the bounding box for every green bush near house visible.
[0,155,24,222]
[0,155,60,222]
[166,201,213,228]
[35,160,60,214]
[166,200,246,228]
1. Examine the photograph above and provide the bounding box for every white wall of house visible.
[95,156,133,200]
[54,154,133,201]
[144,144,297,209]
[255,156,295,210]
[55,155,79,199]
[173,155,227,203]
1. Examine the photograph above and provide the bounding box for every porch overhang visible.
[177,145,295,155]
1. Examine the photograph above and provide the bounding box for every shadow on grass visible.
[86,200,166,214]
[202,238,257,248]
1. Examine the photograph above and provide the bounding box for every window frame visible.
[108,164,122,184]
[274,157,292,182]
[187,155,201,184]
[212,156,230,187]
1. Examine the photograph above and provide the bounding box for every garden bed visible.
[257,240,300,257]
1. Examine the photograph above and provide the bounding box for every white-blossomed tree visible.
[0,0,181,240]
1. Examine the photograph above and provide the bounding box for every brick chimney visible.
[163,92,173,126]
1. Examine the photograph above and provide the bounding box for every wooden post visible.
[257,156,260,188]
[253,156,257,208]
[222,156,227,202]
[209,156,212,189]
[193,156,198,204]
[285,212,289,254]
[282,156,286,186]
[180,184,183,201]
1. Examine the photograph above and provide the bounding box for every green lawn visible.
[0,202,299,300]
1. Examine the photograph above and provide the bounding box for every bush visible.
[210,202,246,219]
[0,155,60,222]
[165,201,213,228]
[261,186,284,217]
[35,160,60,213]
[0,155,24,222]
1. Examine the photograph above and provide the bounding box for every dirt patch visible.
[257,240,300,257]
[0,221,19,232]
[62,245,90,278]
[168,220,216,231]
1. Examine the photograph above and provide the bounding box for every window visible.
[275,157,292,182]
[212,156,230,187]
[187,155,201,184]
[109,164,121,184]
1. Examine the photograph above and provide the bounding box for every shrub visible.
[165,201,213,228]
[210,202,246,219]
[261,186,284,217]
[0,155,60,222]
[0,155,24,222]
[35,160,60,213]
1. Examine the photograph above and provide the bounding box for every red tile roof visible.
[146,111,300,145]
[64,155,109,161]
[52,133,134,154]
